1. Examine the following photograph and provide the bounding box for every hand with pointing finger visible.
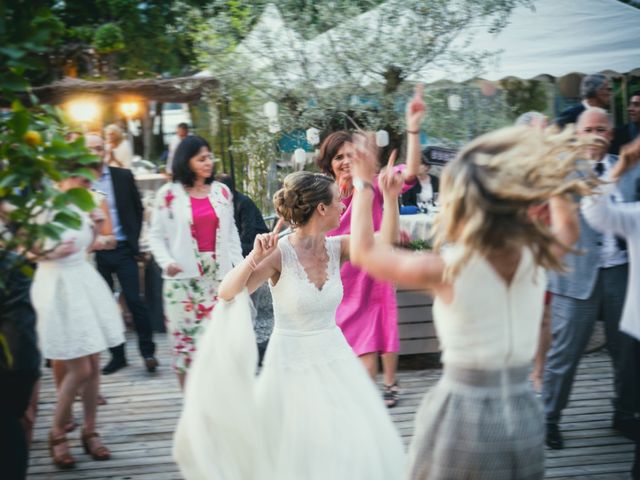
[250,218,285,264]
[378,150,403,199]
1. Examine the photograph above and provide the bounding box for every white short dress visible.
[31,209,125,360]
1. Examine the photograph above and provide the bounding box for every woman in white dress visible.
[348,127,594,479]
[31,168,125,469]
[174,169,406,480]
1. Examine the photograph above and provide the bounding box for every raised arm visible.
[581,185,640,238]
[218,220,283,301]
[349,137,445,291]
[404,84,425,182]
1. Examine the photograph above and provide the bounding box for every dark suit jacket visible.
[109,166,144,254]
[610,123,639,155]
[233,192,269,257]
[554,104,586,129]
[401,175,439,207]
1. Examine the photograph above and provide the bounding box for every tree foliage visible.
[0,1,98,290]
[179,0,528,208]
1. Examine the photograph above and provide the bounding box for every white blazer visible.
[148,181,243,280]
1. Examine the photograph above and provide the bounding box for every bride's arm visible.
[219,221,284,301]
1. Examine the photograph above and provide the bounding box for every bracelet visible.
[407,130,420,135]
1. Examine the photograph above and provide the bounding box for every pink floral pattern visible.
[164,251,220,374]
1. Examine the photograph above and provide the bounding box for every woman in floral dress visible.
[148,136,243,389]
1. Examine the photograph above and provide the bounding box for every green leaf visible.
[65,188,96,211]
[41,223,63,241]
[52,210,82,230]
[0,46,26,59]
[7,108,30,137]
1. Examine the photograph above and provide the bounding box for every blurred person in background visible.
[148,136,243,389]
[88,133,158,376]
[554,74,611,129]
[166,122,190,175]
[104,124,134,169]
[314,85,424,407]
[610,91,640,155]
[31,160,125,468]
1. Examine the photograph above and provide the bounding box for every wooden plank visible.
[399,322,437,340]
[27,334,635,479]
[399,338,440,355]
[398,306,434,324]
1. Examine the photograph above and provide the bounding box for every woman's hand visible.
[351,133,378,182]
[89,207,106,225]
[378,150,403,198]
[406,84,426,131]
[166,262,184,277]
[91,234,117,251]
[46,239,77,260]
[611,137,640,180]
[250,219,284,263]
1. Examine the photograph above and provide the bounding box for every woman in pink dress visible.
[316,86,425,406]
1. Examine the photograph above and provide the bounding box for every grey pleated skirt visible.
[407,364,544,480]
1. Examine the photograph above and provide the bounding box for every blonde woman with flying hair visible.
[349,126,595,480]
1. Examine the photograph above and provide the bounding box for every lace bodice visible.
[269,235,343,332]
[433,246,547,369]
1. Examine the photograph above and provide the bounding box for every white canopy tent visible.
[225,0,640,87]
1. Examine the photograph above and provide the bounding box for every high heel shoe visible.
[48,432,76,469]
[81,430,111,461]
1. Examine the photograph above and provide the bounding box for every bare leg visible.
[359,352,379,380]
[81,354,100,433]
[80,353,110,458]
[531,304,552,393]
[51,357,92,458]
[381,352,398,386]
[51,360,76,431]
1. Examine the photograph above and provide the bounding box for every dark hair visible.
[315,131,353,178]
[215,173,235,193]
[172,135,213,187]
[273,172,335,226]
[177,122,189,130]
[629,90,640,101]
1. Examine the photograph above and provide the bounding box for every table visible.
[399,212,436,241]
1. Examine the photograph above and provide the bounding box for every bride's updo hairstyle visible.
[273,172,335,227]
[431,125,597,280]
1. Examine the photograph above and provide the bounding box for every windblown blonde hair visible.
[431,125,597,280]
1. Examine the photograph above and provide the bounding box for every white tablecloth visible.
[399,213,435,241]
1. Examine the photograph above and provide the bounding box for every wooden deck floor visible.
[28,333,636,479]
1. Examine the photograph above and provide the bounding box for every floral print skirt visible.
[163,252,219,374]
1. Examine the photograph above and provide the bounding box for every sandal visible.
[81,430,111,461]
[64,417,78,433]
[48,432,76,469]
[383,382,400,408]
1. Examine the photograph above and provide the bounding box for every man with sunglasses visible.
[86,134,158,375]
[555,74,612,129]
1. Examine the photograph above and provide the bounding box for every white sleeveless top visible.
[433,246,546,369]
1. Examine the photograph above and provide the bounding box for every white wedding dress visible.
[174,235,405,480]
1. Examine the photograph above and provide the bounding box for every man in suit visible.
[543,108,640,449]
[86,134,158,374]
[610,91,640,155]
[555,74,611,129]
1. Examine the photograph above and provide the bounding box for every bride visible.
[174,167,406,479]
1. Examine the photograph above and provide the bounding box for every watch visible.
[353,178,374,192]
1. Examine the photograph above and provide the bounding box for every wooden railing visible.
[397,289,439,355]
